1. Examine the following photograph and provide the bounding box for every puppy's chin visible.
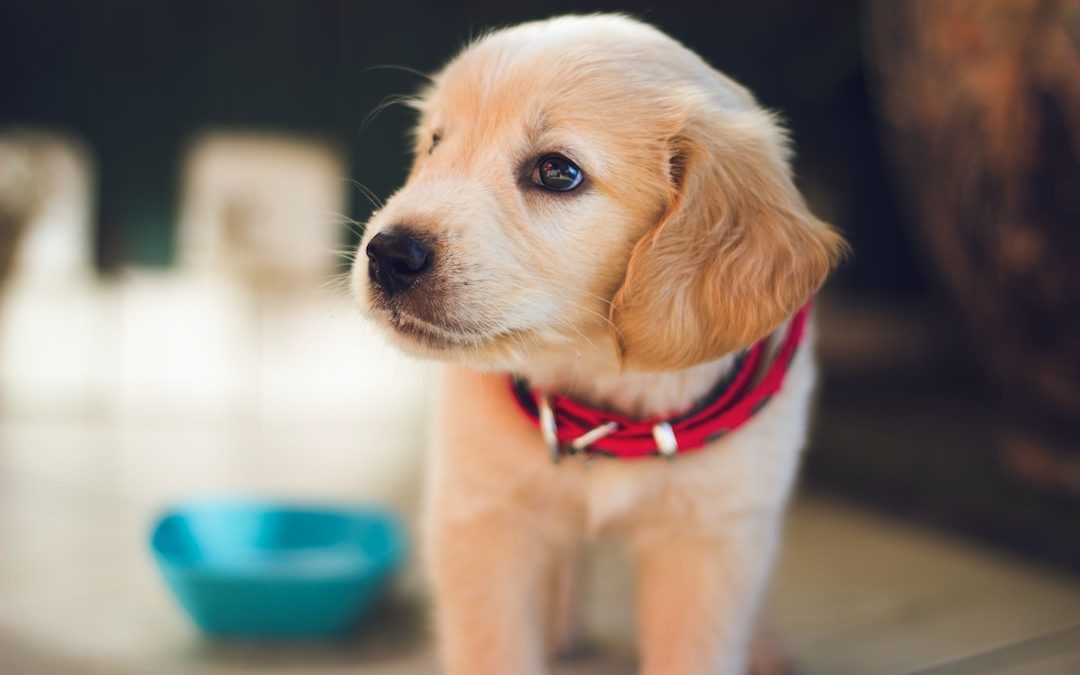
[380,308,475,353]
[367,304,529,369]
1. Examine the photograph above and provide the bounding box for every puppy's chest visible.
[544,439,759,536]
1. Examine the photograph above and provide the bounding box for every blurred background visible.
[1,1,1078,674]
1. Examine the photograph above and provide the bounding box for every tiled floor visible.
[1,417,1078,675]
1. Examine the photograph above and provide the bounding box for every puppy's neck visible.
[516,343,737,421]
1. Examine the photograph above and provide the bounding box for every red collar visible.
[510,302,812,461]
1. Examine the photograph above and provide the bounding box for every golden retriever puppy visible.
[352,14,845,675]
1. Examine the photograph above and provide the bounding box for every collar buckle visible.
[537,393,621,464]
[537,394,562,463]
[652,422,679,459]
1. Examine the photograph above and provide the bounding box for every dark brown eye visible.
[429,133,441,155]
[534,154,583,191]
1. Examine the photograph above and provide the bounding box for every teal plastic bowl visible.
[150,500,406,638]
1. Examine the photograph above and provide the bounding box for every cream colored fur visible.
[351,14,845,675]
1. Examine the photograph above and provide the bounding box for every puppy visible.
[352,14,845,675]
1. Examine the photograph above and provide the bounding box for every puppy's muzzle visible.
[366,227,432,295]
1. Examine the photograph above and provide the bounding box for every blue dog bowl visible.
[150,500,406,638]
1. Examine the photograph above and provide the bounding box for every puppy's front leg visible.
[634,517,780,675]
[428,509,550,675]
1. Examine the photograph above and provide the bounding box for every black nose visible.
[366,229,432,294]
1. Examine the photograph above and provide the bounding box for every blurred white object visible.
[0,280,113,416]
[0,128,95,283]
[116,132,430,434]
[0,129,431,508]
[0,129,104,415]
[178,132,347,288]
[112,270,252,420]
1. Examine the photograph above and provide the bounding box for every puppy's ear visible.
[610,109,847,371]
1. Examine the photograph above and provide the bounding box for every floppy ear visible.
[610,108,847,371]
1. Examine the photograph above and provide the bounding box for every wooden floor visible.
[1,418,1078,675]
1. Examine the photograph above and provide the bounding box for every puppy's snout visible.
[366,228,432,294]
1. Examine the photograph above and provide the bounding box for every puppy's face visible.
[353,16,845,372]
[354,19,673,368]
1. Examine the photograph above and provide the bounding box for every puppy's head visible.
[353,14,846,372]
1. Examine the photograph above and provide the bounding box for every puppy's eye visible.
[534,155,583,191]
[429,133,441,155]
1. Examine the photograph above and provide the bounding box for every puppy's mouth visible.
[382,307,510,350]
[387,310,466,346]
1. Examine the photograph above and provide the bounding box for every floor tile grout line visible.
[888,622,1080,675]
